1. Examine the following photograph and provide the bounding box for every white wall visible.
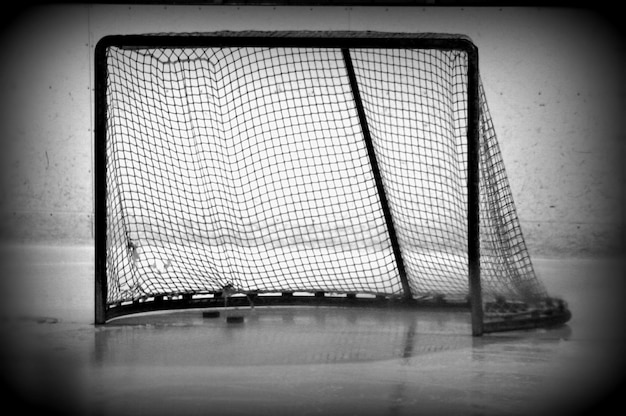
[0,4,623,257]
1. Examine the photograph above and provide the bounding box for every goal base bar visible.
[101,293,571,334]
[483,298,572,333]
[102,293,461,322]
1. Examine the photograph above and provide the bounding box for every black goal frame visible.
[94,31,483,333]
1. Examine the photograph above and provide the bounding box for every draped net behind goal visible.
[97,33,570,333]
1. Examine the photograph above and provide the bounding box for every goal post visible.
[94,31,570,335]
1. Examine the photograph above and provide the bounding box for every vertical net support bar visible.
[465,43,483,336]
[341,48,413,301]
[94,40,108,325]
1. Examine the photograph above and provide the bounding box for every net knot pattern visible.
[103,43,547,312]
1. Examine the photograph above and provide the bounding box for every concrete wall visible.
[0,4,623,257]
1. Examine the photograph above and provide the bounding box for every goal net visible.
[95,32,570,334]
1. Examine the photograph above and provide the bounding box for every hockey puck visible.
[226,315,244,324]
[202,311,220,319]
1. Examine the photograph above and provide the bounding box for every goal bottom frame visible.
[101,291,571,333]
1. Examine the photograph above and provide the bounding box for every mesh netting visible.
[103,43,547,310]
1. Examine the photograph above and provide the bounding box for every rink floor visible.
[0,244,624,415]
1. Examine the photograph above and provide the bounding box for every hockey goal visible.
[94,32,570,335]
